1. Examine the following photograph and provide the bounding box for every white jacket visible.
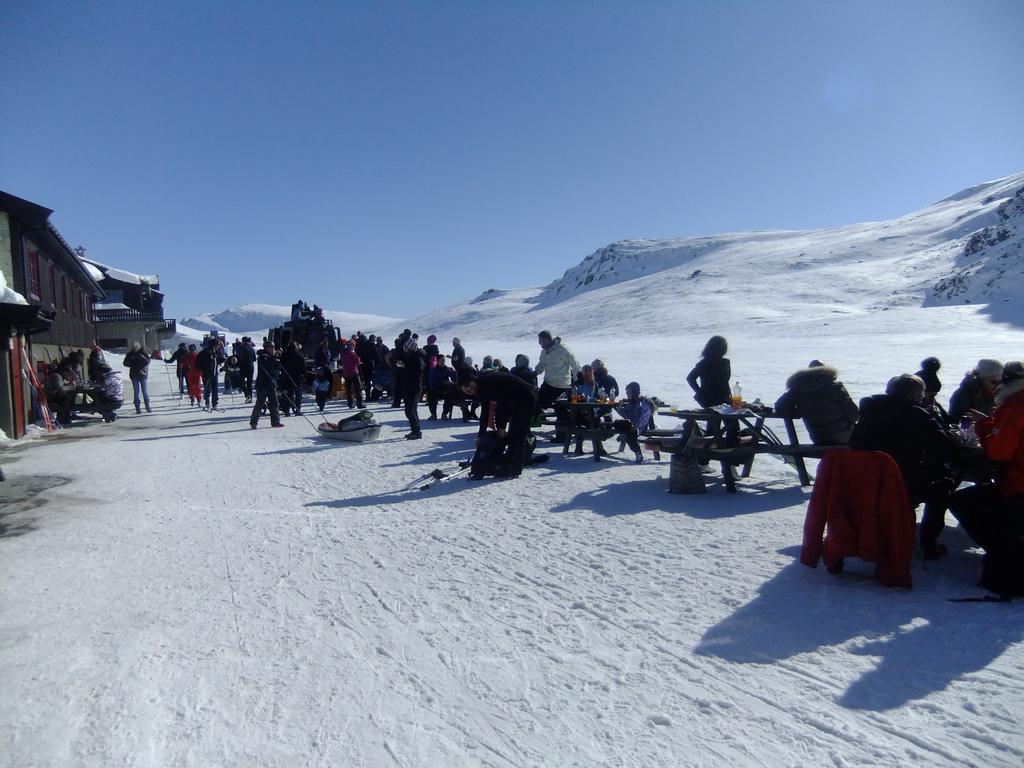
[534,339,579,389]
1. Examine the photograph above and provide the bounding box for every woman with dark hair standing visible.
[402,336,425,439]
[686,335,731,408]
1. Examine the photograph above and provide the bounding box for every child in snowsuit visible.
[314,366,332,414]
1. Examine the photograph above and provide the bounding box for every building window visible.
[49,263,57,305]
[84,295,93,322]
[26,247,41,300]
[61,276,68,313]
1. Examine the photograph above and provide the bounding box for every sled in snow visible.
[317,410,381,442]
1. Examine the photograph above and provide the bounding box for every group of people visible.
[40,346,124,424]
[32,322,1024,595]
[764,349,1024,595]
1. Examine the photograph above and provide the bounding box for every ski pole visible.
[162,351,178,403]
[277,367,322,433]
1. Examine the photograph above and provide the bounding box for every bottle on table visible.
[731,382,743,410]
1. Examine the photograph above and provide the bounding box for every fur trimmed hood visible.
[996,377,1024,406]
[785,365,839,394]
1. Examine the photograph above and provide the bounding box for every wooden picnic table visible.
[552,400,618,461]
[656,408,843,492]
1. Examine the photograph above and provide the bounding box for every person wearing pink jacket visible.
[340,343,364,409]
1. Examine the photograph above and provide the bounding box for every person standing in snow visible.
[236,337,257,403]
[183,344,202,406]
[123,341,152,414]
[279,341,307,416]
[250,341,284,429]
[313,366,332,414]
[356,333,377,401]
[401,336,424,439]
[450,337,466,371]
[339,342,364,409]
[428,354,457,419]
[195,339,223,411]
[164,342,188,394]
[686,335,731,409]
[534,330,580,411]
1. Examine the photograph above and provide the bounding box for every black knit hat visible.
[915,358,942,394]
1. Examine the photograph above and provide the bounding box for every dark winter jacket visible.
[87,349,106,382]
[195,348,220,378]
[849,394,959,502]
[450,343,466,369]
[686,356,731,408]
[166,346,188,376]
[281,348,307,387]
[429,365,457,394]
[510,364,538,389]
[948,375,997,423]
[236,343,256,371]
[123,349,151,380]
[422,343,440,366]
[356,337,376,367]
[313,345,333,370]
[774,366,859,445]
[402,348,425,393]
[472,371,539,436]
[255,350,282,394]
[594,370,619,398]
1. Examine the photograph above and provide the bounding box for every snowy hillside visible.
[388,171,1024,341]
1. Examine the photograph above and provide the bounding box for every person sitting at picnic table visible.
[44,363,77,425]
[614,381,655,463]
[773,360,858,445]
[686,335,731,408]
[949,359,1003,424]
[574,364,600,401]
[510,354,538,388]
[948,361,1024,597]
[849,373,961,560]
[915,356,942,406]
[592,359,619,399]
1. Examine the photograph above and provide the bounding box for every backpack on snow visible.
[469,432,506,479]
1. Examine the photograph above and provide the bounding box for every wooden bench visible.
[644,416,847,492]
[555,421,616,462]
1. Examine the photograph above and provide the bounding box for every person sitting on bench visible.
[850,373,961,560]
[773,359,858,445]
[614,381,655,463]
[44,364,76,425]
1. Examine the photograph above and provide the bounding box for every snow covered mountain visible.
[385,171,1024,341]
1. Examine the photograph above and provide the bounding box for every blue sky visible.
[2,1,1022,321]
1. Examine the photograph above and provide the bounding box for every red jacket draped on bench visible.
[801,449,916,588]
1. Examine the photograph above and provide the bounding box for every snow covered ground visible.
[2,303,1024,767]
